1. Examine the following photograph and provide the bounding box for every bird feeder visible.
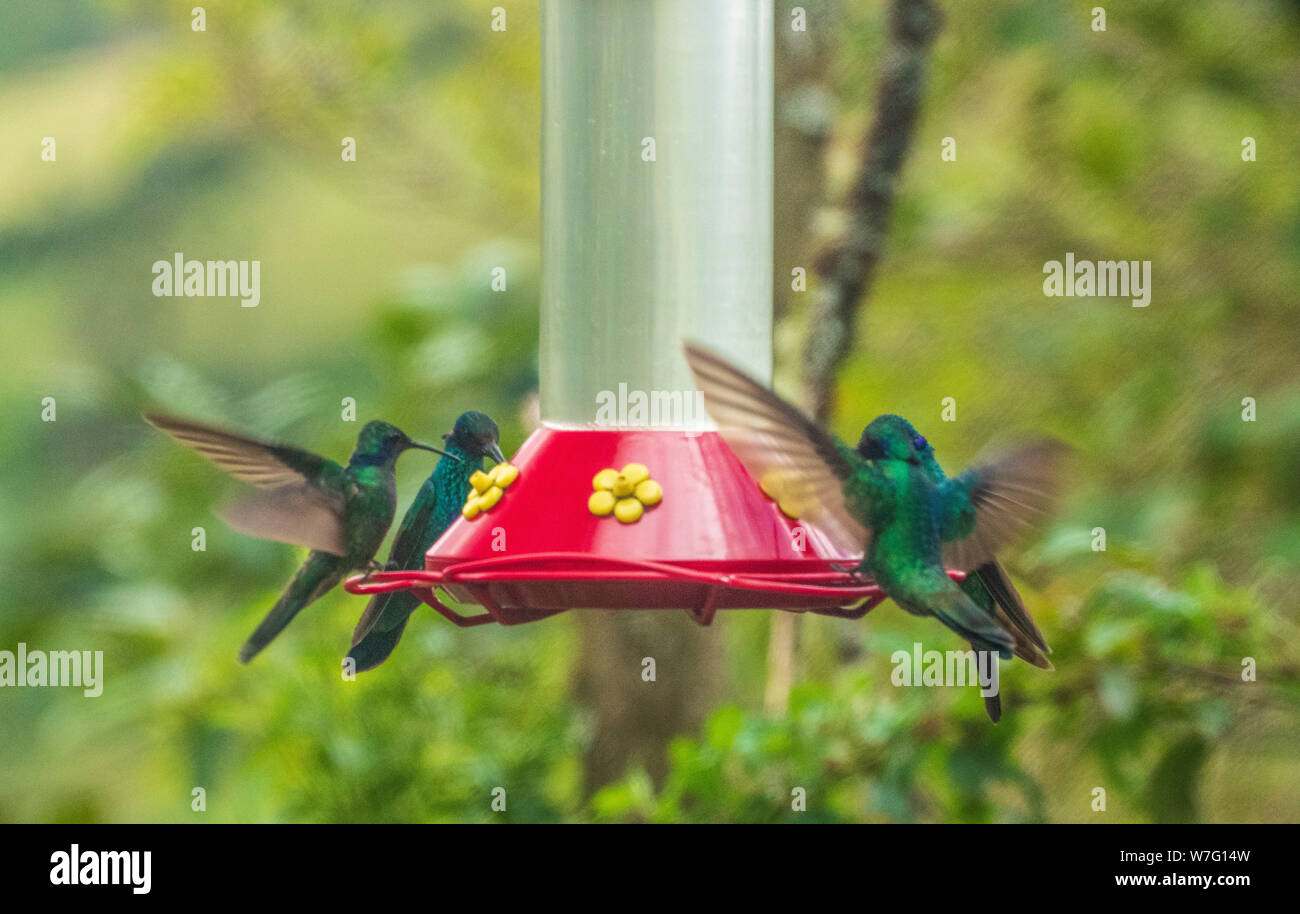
[346,0,898,625]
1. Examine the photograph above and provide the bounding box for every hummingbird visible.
[907,417,1053,721]
[145,414,451,662]
[683,343,1068,718]
[347,410,504,672]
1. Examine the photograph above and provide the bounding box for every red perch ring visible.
[344,427,964,627]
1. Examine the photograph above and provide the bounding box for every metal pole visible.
[540,0,774,427]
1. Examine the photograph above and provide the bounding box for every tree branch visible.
[801,0,942,424]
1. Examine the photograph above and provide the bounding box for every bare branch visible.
[801,0,942,423]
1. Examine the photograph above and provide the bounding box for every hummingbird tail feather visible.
[975,562,1051,654]
[347,590,421,672]
[346,614,414,672]
[926,588,1018,655]
[238,551,347,663]
[350,591,391,645]
[997,612,1054,670]
[960,563,1053,670]
[983,693,1002,723]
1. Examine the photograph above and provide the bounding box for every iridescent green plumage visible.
[898,415,1054,720]
[145,414,448,662]
[836,417,1022,658]
[684,344,1068,722]
[347,411,504,672]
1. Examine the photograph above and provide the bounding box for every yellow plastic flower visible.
[463,462,519,519]
[590,462,662,523]
[758,469,805,520]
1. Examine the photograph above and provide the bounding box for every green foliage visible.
[595,560,1285,823]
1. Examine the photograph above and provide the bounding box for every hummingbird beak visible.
[486,441,506,465]
[410,442,459,461]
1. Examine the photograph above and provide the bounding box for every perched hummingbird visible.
[145,414,450,662]
[347,410,504,672]
[684,344,1068,718]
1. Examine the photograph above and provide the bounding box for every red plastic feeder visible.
[346,427,907,627]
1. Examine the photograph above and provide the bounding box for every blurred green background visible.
[1,0,1298,823]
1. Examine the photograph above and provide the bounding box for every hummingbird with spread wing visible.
[346,410,504,672]
[910,416,1053,720]
[683,343,1069,719]
[145,414,451,662]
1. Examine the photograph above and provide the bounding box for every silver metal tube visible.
[541,0,774,426]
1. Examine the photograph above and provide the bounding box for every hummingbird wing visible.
[939,440,1070,573]
[683,342,869,558]
[145,413,349,556]
[386,479,440,571]
[219,488,349,557]
[921,445,1053,669]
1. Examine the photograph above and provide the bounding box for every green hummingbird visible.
[906,417,1054,721]
[145,414,451,662]
[347,410,504,672]
[684,343,1068,717]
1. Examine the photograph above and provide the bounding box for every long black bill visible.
[486,441,506,464]
[410,442,458,461]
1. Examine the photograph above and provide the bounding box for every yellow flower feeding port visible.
[589,463,662,523]
[462,463,520,519]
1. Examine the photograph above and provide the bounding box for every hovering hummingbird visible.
[683,343,1068,718]
[145,414,451,662]
[909,417,1053,721]
[347,410,504,672]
